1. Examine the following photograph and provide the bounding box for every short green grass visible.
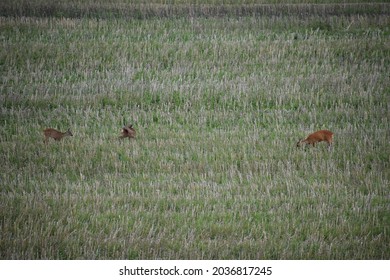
[0,1,389,259]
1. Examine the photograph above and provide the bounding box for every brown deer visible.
[119,124,136,140]
[296,130,334,150]
[43,128,73,144]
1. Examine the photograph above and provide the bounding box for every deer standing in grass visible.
[43,128,73,144]
[119,124,136,140]
[296,130,334,150]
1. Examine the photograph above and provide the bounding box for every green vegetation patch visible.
[0,1,389,259]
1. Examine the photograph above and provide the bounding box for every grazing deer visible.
[43,128,73,144]
[119,124,136,140]
[296,129,334,150]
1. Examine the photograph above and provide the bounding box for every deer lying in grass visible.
[119,124,136,140]
[43,128,73,144]
[296,130,334,150]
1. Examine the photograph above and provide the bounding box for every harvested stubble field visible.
[0,0,389,259]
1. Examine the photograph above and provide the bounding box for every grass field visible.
[0,0,389,259]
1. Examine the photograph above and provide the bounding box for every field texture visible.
[0,1,389,259]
